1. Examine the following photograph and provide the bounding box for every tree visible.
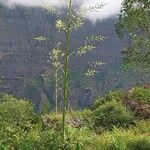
[116,0,150,69]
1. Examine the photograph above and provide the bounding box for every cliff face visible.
[0,4,56,91]
[0,4,128,109]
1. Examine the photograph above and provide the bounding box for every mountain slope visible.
[0,4,128,109]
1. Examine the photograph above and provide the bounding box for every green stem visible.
[62,0,72,144]
[55,69,58,114]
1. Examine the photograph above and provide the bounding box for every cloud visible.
[2,0,65,7]
[81,0,123,22]
[2,0,123,22]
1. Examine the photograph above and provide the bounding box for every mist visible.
[2,0,123,22]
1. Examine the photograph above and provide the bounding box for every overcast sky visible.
[3,0,123,22]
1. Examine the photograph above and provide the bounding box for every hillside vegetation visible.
[0,0,150,149]
[0,86,149,150]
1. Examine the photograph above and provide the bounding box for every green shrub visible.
[0,94,36,126]
[128,87,150,104]
[2,122,73,150]
[0,93,19,102]
[129,138,150,150]
[42,113,62,131]
[94,127,150,150]
[80,109,94,128]
[0,93,149,150]
[16,129,73,150]
[105,91,124,102]
[0,94,38,148]
[68,109,94,129]
[129,120,150,134]
[108,136,128,150]
[92,91,124,110]
[67,126,97,150]
[0,98,72,150]
[93,100,134,130]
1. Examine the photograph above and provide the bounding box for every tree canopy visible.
[116,0,150,69]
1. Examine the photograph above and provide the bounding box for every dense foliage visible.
[116,0,150,69]
[93,100,134,130]
[0,86,149,149]
[0,0,150,149]
[127,86,150,104]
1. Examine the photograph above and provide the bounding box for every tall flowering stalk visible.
[49,48,64,114]
[36,0,105,144]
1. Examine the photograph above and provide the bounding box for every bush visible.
[94,127,150,150]
[127,87,150,104]
[126,87,150,118]
[0,94,36,126]
[42,113,62,131]
[92,91,124,110]
[67,126,98,150]
[93,100,134,130]
[16,128,73,150]
[0,93,149,150]
[129,120,150,134]
[129,138,150,150]
[68,109,94,129]
[0,94,38,148]
[0,93,19,102]
[0,94,73,150]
